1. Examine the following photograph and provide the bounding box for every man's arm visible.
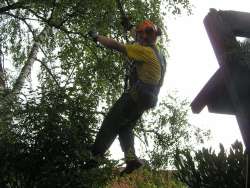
[97,36,126,54]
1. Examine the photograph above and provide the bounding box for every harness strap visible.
[126,47,166,109]
[151,47,166,86]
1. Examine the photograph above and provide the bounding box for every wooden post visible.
[203,9,250,187]
[0,43,5,89]
[204,8,250,154]
[246,154,249,188]
[191,67,235,115]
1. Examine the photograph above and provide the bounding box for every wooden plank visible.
[247,155,250,188]
[191,67,234,114]
[219,10,250,38]
[192,9,250,188]
[204,8,250,153]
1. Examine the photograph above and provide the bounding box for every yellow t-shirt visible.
[125,44,161,85]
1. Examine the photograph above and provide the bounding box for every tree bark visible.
[0,54,4,89]
[11,26,47,96]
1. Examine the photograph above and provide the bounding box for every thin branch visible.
[63,65,76,88]
[3,11,39,21]
[26,8,46,22]
[56,25,89,39]
[0,1,27,14]
[3,1,90,41]
[134,131,148,147]
[138,128,162,138]
[27,7,92,44]
[37,44,62,88]
[6,5,89,41]
[35,58,60,88]
[3,12,36,37]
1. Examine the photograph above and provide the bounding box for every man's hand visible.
[88,30,99,42]
[93,35,126,54]
[88,31,126,53]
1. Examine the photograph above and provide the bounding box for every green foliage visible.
[174,140,246,188]
[0,87,116,188]
[135,95,210,170]
[106,167,187,188]
[0,0,194,187]
[236,40,250,69]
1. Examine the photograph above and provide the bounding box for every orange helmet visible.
[135,20,161,44]
[136,20,157,33]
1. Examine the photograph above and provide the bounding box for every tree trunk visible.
[0,59,4,89]
[11,26,47,96]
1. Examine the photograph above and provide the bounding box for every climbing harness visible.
[152,47,166,87]
[129,47,166,110]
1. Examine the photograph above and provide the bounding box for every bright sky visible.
[165,0,250,150]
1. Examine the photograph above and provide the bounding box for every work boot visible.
[120,158,144,176]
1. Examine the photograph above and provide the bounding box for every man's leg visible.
[119,125,144,175]
[83,95,130,169]
[118,95,144,175]
[119,126,136,162]
[91,93,137,157]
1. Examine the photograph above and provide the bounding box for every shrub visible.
[174,140,246,188]
[107,167,186,188]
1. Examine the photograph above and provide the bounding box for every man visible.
[88,20,166,175]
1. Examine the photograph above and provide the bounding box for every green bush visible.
[0,89,115,188]
[107,167,187,188]
[174,140,246,188]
